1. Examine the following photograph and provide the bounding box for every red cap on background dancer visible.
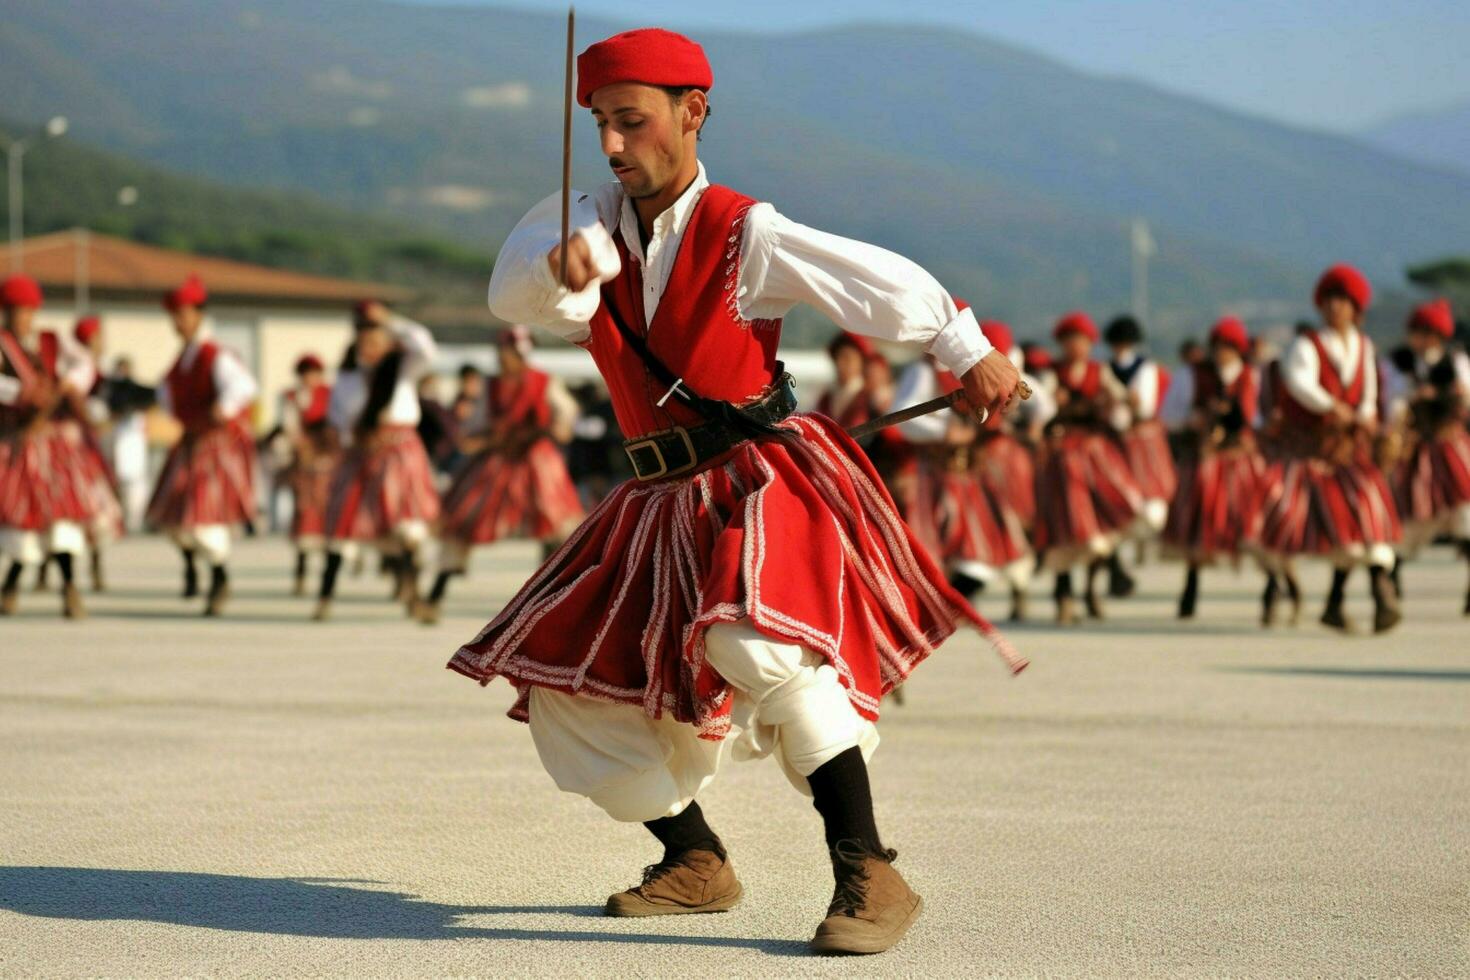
[1313,264,1371,311]
[1053,310,1098,342]
[1209,316,1250,353]
[980,321,1014,357]
[577,28,712,107]
[1408,298,1454,339]
[295,353,325,374]
[1,274,43,308]
[74,316,101,344]
[163,274,208,311]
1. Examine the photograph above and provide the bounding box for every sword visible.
[847,378,1033,440]
[557,7,575,286]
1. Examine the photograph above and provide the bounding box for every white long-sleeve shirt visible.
[328,316,437,439]
[155,330,257,419]
[487,163,993,378]
[1109,352,1163,428]
[1281,328,1378,422]
[1386,346,1470,423]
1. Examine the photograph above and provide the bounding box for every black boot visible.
[416,570,454,625]
[1260,573,1279,628]
[1321,568,1351,632]
[1084,559,1106,619]
[1106,552,1136,598]
[292,550,308,597]
[313,551,343,621]
[1369,564,1401,634]
[204,565,230,617]
[1054,572,1077,625]
[1178,566,1200,619]
[180,548,199,599]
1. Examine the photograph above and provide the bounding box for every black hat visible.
[1104,315,1144,345]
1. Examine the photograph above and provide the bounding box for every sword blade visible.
[558,7,575,286]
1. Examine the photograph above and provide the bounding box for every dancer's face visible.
[356,327,392,368]
[3,305,35,337]
[1318,294,1358,331]
[1060,333,1092,363]
[170,305,203,342]
[591,82,706,200]
[833,346,864,385]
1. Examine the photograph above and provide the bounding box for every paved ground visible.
[1,536,1466,977]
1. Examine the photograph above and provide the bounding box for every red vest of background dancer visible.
[1191,362,1260,427]
[0,330,59,431]
[489,368,553,434]
[1279,331,1366,429]
[164,343,228,434]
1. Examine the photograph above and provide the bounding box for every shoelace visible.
[637,860,683,890]
[827,839,898,916]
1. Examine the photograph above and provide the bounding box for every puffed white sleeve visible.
[739,204,993,377]
[1131,361,1161,419]
[1280,336,1335,414]
[0,375,20,406]
[1359,340,1380,423]
[390,316,438,380]
[213,350,258,418]
[486,188,622,343]
[56,337,98,395]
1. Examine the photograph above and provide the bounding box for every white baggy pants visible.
[0,522,88,566]
[528,621,880,823]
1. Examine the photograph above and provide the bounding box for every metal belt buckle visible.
[627,426,698,481]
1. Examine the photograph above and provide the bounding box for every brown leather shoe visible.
[604,848,743,917]
[810,842,923,956]
[61,583,86,620]
[0,583,16,616]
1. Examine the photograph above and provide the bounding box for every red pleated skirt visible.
[440,438,585,545]
[1393,428,1470,529]
[1163,445,1266,560]
[324,426,439,542]
[1121,419,1178,501]
[1256,451,1401,557]
[146,422,257,530]
[0,427,92,531]
[448,415,1024,739]
[1033,429,1142,561]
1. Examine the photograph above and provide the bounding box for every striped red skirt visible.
[147,422,257,530]
[1393,428,1470,533]
[289,451,339,544]
[1163,445,1266,561]
[1121,419,1178,502]
[903,448,1030,572]
[324,426,439,543]
[975,431,1036,529]
[1256,451,1401,559]
[440,438,585,545]
[61,421,124,539]
[448,414,1025,739]
[1033,429,1142,564]
[0,427,92,531]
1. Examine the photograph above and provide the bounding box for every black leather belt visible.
[624,374,798,481]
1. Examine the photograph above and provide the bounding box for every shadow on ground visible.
[1226,667,1470,682]
[0,867,806,953]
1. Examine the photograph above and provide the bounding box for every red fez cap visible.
[295,353,326,374]
[1053,310,1098,342]
[979,320,1014,357]
[1,274,43,309]
[1408,298,1454,339]
[1313,264,1371,312]
[74,315,101,344]
[163,274,208,311]
[577,28,712,108]
[1208,316,1250,354]
[827,331,877,361]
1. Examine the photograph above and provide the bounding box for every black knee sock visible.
[319,552,344,600]
[53,553,74,585]
[643,800,722,860]
[210,564,228,592]
[808,746,885,855]
[1054,571,1073,599]
[295,550,308,578]
[3,559,24,592]
[427,570,453,604]
[1327,568,1349,606]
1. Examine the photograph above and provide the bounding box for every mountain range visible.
[1362,101,1470,179]
[4,0,1466,342]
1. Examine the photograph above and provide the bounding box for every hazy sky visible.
[404,0,1470,131]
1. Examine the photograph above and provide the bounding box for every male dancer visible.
[417,327,583,624]
[447,28,1022,955]
[1386,298,1470,612]
[0,275,94,618]
[1257,265,1402,632]
[313,301,440,620]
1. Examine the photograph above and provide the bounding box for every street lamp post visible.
[5,115,69,272]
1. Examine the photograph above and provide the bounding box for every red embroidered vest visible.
[489,368,552,434]
[166,342,222,434]
[0,329,59,432]
[298,383,331,428]
[1279,330,1365,429]
[1192,363,1260,427]
[590,185,781,439]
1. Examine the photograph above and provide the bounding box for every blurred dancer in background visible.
[313,300,440,620]
[1256,266,1402,633]
[417,326,583,624]
[146,275,258,617]
[278,354,338,595]
[0,275,96,618]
